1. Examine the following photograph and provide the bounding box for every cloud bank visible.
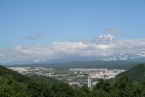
[0,37,145,64]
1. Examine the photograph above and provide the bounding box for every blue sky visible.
[0,0,145,48]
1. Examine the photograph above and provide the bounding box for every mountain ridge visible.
[7,60,141,70]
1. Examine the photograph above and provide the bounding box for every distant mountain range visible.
[8,60,144,70]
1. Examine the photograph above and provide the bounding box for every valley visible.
[9,66,125,88]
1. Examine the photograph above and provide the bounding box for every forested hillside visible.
[116,64,145,81]
[0,64,145,97]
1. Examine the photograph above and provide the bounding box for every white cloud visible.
[0,39,145,64]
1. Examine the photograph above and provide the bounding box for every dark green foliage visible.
[116,64,145,81]
[29,74,61,84]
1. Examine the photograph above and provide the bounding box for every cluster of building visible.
[9,67,125,88]
[69,68,124,79]
[69,68,125,88]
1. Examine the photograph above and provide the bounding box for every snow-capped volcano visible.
[97,33,115,42]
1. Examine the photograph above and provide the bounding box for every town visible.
[9,67,125,88]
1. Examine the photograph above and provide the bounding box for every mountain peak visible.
[97,33,115,42]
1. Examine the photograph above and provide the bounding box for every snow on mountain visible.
[97,33,115,42]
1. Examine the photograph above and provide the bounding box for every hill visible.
[116,64,145,81]
[0,65,33,83]
[0,65,71,97]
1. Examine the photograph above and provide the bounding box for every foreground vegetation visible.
[0,64,145,97]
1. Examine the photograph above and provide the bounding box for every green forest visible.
[0,64,145,97]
